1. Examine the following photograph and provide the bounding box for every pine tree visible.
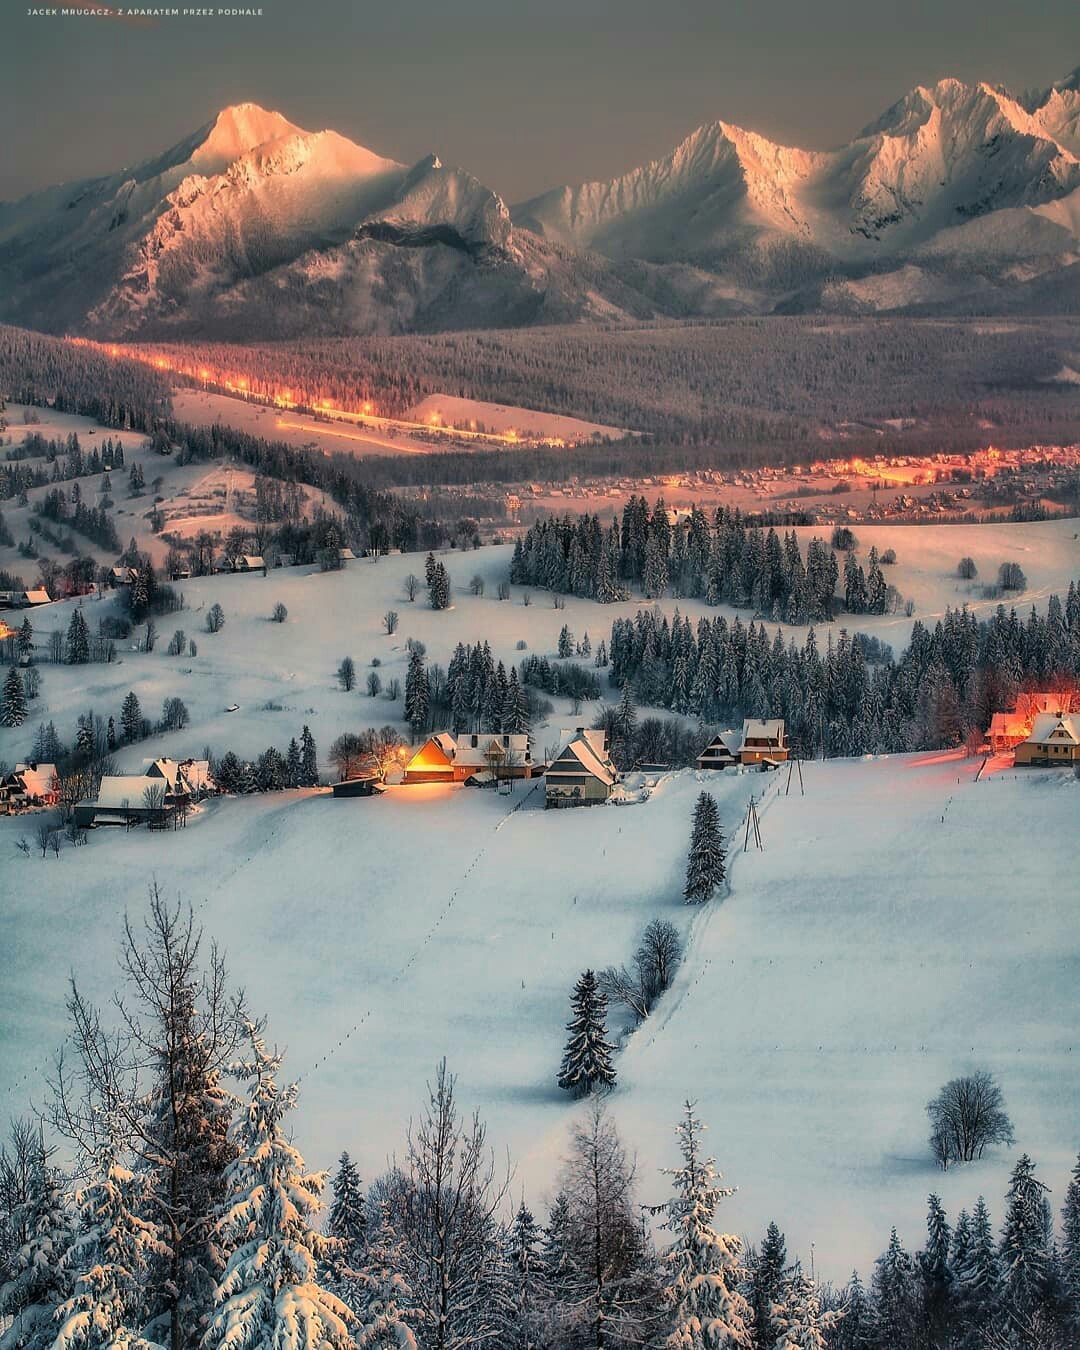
[506,1200,546,1350]
[203,1022,357,1350]
[121,690,142,742]
[353,1201,417,1349]
[541,1191,575,1299]
[2,664,26,727]
[920,1193,953,1344]
[0,1150,73,1350]
[557,970,616,1097]
[1000,1154,1051,1330]
[404,650,429,738]
[66,609,89,664]
[327,1153,366,1266]
[957,1195,999,1333]
[16,617,33,660]
[834,1270,870,1350]
[285,738,302,789]
[52,1146,166,1350]
[659,1101,754,1349]
[871,1229,919,1347]
[770,1269,842,1350]
[300,725,319,786]
[683,792,726,904]
[1062,1154,1080,1326]
[749,1222,787,1350]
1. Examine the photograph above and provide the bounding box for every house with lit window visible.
[403,732,534,784]
[545,729,618,807]
[0,762,59,812]
[1013,713,1080,767]
[738,718,788,767]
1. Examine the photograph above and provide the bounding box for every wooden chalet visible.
[695,731,742,771]
[1014,713,1080,767]
[545,728,619,808]
[0,762,59,812]
[404,733,534,784]
[738,718,788,767]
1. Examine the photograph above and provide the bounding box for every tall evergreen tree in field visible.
[2,665,26,727]
[557,970,616,1097]
[658,1101,753,1349]
[404,650,429,739]
[66,609,89,665]
[203,1021,357,1350]
[120,690,142,743]
[300,724,319,786]
[16,617,33,660]
[52,1145,166,1350]
[0,1152,73,1350]
[749,1222,787,1350]
[684,793,726,905]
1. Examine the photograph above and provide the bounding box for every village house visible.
[738,718,789,767]
[986,691,1076,753]
[1013,713,1080,767]
[696,719,789,770]
[695,731,743,771]
[545,728,619,808]
[110,565,137,587]
[332,756,386,797]
[73,758,215,828]
[0,762,59,812]
[404,733,534,784]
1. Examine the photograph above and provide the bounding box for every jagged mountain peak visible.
[191,102,303,171]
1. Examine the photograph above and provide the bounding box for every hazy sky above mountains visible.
[2,0,1077,202]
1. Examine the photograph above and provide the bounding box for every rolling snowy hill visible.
[2,68,1079,335]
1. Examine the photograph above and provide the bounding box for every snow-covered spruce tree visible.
[683,793,726,905]
[919,1192,954,1343]
[352,1201,416,1349]
[1063,1154,1080,1327]
[557,970,616,1098]
[769,1269,842,1350]
[299,724,319,787]
[505,1200,547,1350]
[833,1271,870,1350]
[956,1195,999,1336]
[540,1191,575,1303]
[748,1222,787,1350]
[327,1152,366,1261]
[0,1150,72,1350]
[999,1153,1051,1333]
[404,649,429,739]
[203,1020,357,1350]
[658,1101,753,1349]
[870,1229,920,1348]
[52,1141,167,1350]
[66,610,90,665]
[2,664,26,727]
[120,691,142,744]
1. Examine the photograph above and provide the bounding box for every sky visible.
[1,0,1077,203]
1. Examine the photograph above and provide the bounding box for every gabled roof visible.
[699,731,742,757]
[94,775,166,809]
[22,588,51,605]
[12,763,57,796]
[240,555,265,569]
[1024,713,1080,746]
[179,759,214,792]
[549,729,617,786]
[742,718,785,743]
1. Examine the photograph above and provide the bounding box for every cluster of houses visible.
[987,692,1080,766]
[0,760,60,812]
[72,758,215,829]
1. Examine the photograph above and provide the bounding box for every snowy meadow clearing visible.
[1,516,1078,1282]
[1,744,1076,1280]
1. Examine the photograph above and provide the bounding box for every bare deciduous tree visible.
[927,1070,1014,1169]
[384,610,399,635]
[404,574,420,602]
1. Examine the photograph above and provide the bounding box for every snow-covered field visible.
[1,523,1078,1279]
[1,749,1076,1281]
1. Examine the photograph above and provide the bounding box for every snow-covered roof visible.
[1024,713,1080,746]
[13,763,57,796]
[94,775,165,809]
[151,757,181,788]
[742,718,786,743]
[22,588,51,605]
[240,555,265,569]
[179,759,214,792]
[698,731,742,757]
[549,729,617,786]
[423,732,531,768]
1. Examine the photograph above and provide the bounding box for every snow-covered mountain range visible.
[2,69,1079,338]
